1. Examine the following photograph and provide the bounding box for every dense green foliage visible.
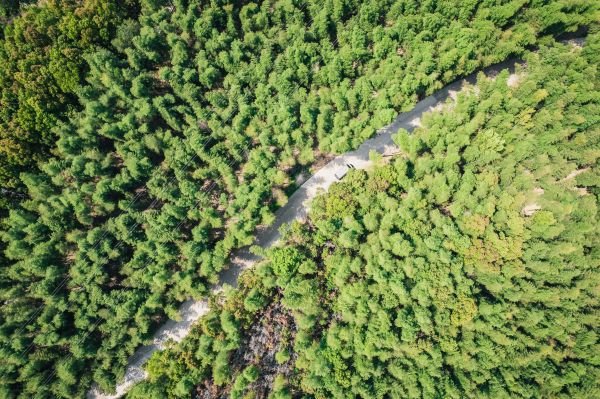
[0,0,597,397]
[132,37,600,398]
[0,0,139,208]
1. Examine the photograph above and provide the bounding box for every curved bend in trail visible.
[87,56,531,398]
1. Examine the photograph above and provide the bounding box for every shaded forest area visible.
[0,0,598,397]
[0,0,140,209]
[132,37,600,398]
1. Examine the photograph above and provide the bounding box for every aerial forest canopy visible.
[0,0,140,210]
[131,36,600,398]
[0,0,598,397]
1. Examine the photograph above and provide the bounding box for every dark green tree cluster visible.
[0,1,35,26]
[131,36,600,398]
[0,0,597,397]
[0,0,139,209]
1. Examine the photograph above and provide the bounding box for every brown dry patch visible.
[195,301,296,399]
[309,151,335,174]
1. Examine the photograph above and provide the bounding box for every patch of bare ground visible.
[507,73,520,87]
[520,167,592,216]
[309,150,335,174]
[561,168,591,196]
[521,187,544,217]
[195,301,297,399]
[561,167,590,182]
[521,203,542,217]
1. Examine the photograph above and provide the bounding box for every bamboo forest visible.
[0,1,598,398]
